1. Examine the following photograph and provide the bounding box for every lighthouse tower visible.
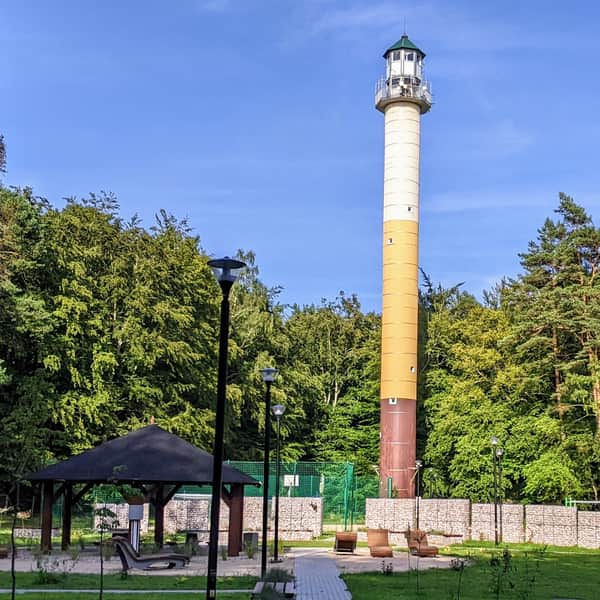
[375,34,431,498]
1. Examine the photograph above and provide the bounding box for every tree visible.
[503,194,600,498]
[283,294,380,470]
[0,135,6,174]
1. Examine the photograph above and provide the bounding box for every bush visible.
[244,539,258,559]
[263,567,294,583]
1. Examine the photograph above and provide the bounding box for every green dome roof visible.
[384,34,425,58]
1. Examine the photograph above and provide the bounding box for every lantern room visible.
[375,34,432,113]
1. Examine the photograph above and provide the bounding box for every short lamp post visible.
[496,447,504,544]
[260,367,278,579]
[491,435,499,546]
[271,403,286,563]
[205,256,246,600]
[415,459,423,530]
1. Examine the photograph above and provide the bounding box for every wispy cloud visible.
[423,188,555,214]
[295,0,598,53]
[196,0,230,13]
[308,3,409,36]
[465,119,534,158]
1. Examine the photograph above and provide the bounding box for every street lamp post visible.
[496,447,504,544]
[271,404,286,563]
[491,436,499,546]
[206,257,246,600]
[415,459,423,530]
[260,367,278,579]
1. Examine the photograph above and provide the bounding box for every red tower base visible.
[380,397,416,498]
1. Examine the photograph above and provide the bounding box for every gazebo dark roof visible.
[27,424,259,487]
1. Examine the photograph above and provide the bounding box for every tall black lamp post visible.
[260,367,278,578]
[206,256,246,600]
[496,446,504,543]
[415,459,423,530]
[271,403,286,563]
[491,435,499,546]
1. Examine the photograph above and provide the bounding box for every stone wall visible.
[276,497,322,540]
[471,503,525,543]
[93,503,150,533]
[525,505,577,546]
[365,499,468,545]
[577,511,600,549]
[161,496,322,541]
[365,499,599,548]
[419,499,470,538]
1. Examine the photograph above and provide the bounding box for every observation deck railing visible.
[375,77,432,106]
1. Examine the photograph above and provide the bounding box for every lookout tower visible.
[376,34,432,498]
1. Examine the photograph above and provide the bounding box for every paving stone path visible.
[295,550,352,599]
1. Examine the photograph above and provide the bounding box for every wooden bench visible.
[405,529,439,557]
[367,528,393,558]
[251,580,296,598]
[334,531,357,553]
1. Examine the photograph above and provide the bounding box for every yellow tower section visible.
[375,35,431,498]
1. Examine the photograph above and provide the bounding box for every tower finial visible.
[403,18,407,36]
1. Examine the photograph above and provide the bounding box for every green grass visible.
[0,595,243,599]
[343,546,600,599]
[0,572,256,591]
[448,539,600,555]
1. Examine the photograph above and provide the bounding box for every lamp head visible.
[491,435,498,446]
[496,448,504,458]
[415,459,423,469]
[207,256,246,284]
[261,367,278,383]
[272,404,286,418]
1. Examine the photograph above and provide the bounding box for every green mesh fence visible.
[226,461,354,525]
[89,462,379,528]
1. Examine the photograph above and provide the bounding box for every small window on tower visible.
[391,78,400,87]
[404,77,412,85]
[392,51,401,61]
[406,52,414,61]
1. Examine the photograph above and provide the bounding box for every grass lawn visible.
[343,545,600,599]
[0,572,256,591]
[0,595,243,599]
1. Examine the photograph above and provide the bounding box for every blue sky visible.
[2,0,600,313]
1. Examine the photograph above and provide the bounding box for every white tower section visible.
[375,35,432,499]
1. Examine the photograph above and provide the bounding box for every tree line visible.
[1,168,598,503]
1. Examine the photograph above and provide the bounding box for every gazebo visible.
[26,424,260,556]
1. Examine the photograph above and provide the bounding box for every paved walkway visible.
[294,550,352,600]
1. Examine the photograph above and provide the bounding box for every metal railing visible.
[375,77,432,106]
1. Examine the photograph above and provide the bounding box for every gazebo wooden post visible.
[40,481,54,552]
[61,484,73,550]
[223,484,244,557]
[154,485,164,548]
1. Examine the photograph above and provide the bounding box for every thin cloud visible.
[309,3,409,35]
[196,0,230,12]
[423,189,554,214]
[298,0,598,53]
[466,120,535,158]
